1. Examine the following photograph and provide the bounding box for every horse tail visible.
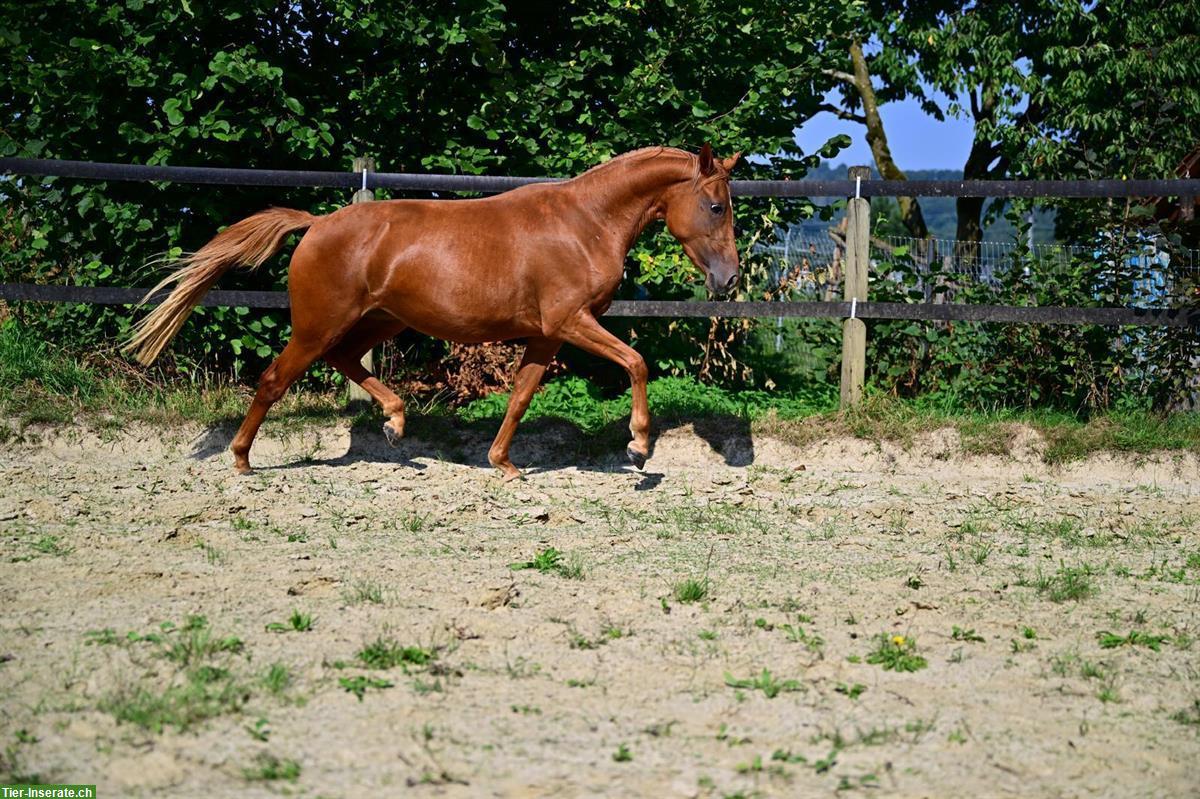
[124,207,318,366]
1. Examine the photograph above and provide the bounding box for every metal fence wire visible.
[754,225,1200,309]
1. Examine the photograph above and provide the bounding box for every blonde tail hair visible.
[124,207,317,366]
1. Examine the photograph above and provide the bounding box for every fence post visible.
[840,165,870,410]
[347,156,375,405]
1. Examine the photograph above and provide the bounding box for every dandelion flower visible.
[892,635,907,647]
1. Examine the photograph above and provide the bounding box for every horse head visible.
[661,143,742,296]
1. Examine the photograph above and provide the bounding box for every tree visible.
[1,0,847,380]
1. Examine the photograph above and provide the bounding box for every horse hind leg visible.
[230,333,329,473]
[322,316,409,443]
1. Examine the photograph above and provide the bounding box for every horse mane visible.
[572,146,729,186]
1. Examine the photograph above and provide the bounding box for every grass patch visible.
[672,577,710,604]
[1035,564,1098,602]
[4,318,1198,464]
[243,753,301,782]
[356,638,435,671]
[343,579,386,606]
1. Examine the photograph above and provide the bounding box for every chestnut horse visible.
[127,145,741,479]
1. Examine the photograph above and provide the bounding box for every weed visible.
[698,629,718,641]
[951,626,985,643]
[509,547,584,579]
[339,675,393,701]
[724,669,804,699]
[31,535,70,557]
[1170,700,1200,727]
[504,654,541,679]
[195,542,225,564]
[84,628,119,646]
[1035,564,1097,602]
[243,753,301,782]
[357,638,434,671]
[780,621,825,653]
[1097,630,1171,652]
[344,579,385,605]
[612,743,632,762]
[969,542,992,565]
[261,663,292,695]
[400,511,433,533]
[865,634,928,672]
[266,609,314,633]
[104,671,248,733]
[835,682,866,700]
[246,718,270,741]
[162,621,243,668]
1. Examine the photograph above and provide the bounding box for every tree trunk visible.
[954,196,985,267]
[849,40,929,247]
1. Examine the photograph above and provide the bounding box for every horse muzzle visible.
[705,263,739,296]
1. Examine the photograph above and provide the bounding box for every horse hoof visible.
[626,446,647,470]
[382,423,401,447]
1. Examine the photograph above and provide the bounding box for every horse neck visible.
[572,153,695,253]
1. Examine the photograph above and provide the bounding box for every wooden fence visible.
[2,156,1198,408]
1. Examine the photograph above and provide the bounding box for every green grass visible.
[3,319,1197,463]
[103,670,248,733]
[672,577,710,604]
[1035,564,1098,602]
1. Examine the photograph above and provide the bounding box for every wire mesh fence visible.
[753,224,1200,309]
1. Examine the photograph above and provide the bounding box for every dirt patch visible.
[2,419,1198,797]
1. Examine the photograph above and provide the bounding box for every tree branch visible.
[817,103,866,124]
[822,68,857,85]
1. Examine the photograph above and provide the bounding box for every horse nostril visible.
[722,273,737,291]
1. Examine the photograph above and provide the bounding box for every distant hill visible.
[796,162,1057,243]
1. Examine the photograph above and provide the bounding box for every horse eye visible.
[710,203,725,215]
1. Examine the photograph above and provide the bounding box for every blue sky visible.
[795,91,976,171]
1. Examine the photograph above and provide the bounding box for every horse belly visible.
[373,265,542,344]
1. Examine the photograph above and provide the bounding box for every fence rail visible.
[2,283,1196,328]
[3,157,1199,408]
[3,156,1198,198]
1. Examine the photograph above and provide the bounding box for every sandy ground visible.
[1,416,1198,798]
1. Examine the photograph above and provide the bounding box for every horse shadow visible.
[187,406,756,488]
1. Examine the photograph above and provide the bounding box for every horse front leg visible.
[558,313,650,469]
[488,337,562,481]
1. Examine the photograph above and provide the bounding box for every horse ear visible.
[721,152,742,172]
[698,142,715,175]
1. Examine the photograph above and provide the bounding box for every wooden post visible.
[348,156,375,405]
[840,165,870,410]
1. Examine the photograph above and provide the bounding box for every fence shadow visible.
[187,409,756,480]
